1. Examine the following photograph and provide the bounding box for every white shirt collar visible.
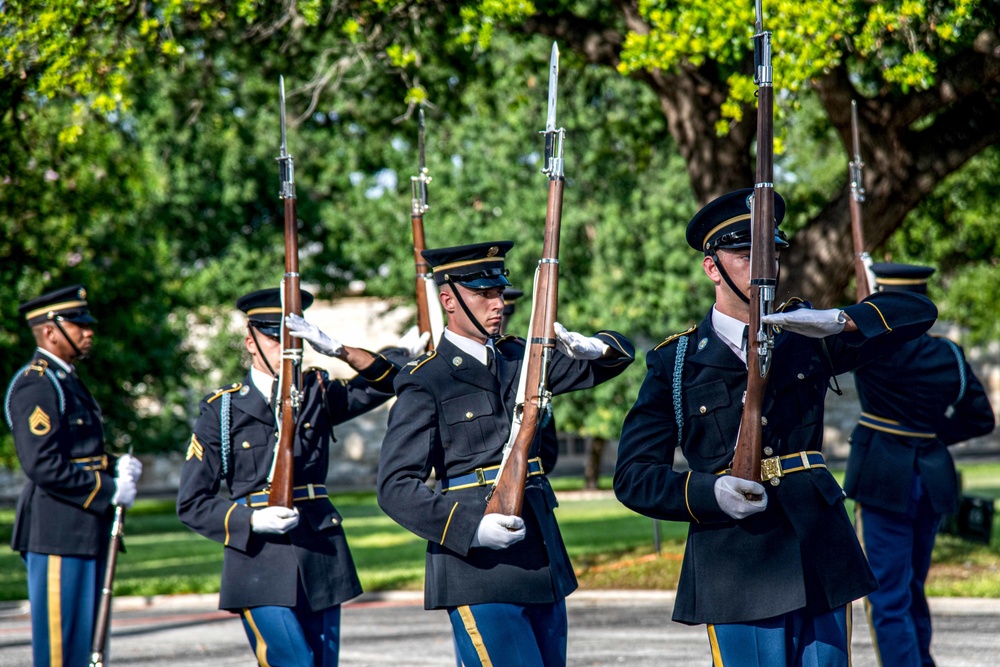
[37,348,73,374]
[443,328,490,366]
[711,306,749,365]
[250,366,276,403]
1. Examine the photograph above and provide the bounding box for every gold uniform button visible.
[797,373,805,380]
[331,517,340,526]
[466,411,474,419]
[76,419,84,425]
[764,447,774,456]
[303,422,311,429]
[761,417,768,426]
[241,441,251,449]
[699,406,707,414]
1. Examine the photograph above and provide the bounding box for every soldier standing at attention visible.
[5,285,142,667]
[177,287,418,667]
[845,262,996,667]
[377,241,634,667]
[614,190,939,667]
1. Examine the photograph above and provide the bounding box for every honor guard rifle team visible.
[5,216,997,667]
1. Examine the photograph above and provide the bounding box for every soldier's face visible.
[246,328,282,375]
[42,320,93,362]
[705,249,781,319]
[440,284,505,342]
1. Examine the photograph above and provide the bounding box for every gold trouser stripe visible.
[440,502,458,544]
[224,503,237,546]
[242,609,271,667]
[863,301,892,332]
[83,471,101,510]
[47,556,63,667]
[855,504,884,667]
[684,471,699,523]
[457,605,493,667]
[707,624,723,666]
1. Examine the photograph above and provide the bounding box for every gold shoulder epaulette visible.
[207,382,243,404]
[776,297,805,313]
[25,359,49,376]
[406,349,437,374]
[654,326,696,351]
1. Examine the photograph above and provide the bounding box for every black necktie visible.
[741,325,749,352]
[486,346,498,380]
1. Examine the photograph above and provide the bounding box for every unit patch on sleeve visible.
[28,406,51,436]
[186,433,204,461]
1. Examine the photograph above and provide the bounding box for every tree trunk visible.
[583,436,607,490]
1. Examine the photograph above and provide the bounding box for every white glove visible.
[251,506,301,534]
[285,314,344,357]
[116,454,143,483]
[111,475,137,509]
[396,325,431,358]
[471,513,526,549]
[554,322,609,360]
[714,476,768,520]
[761,308,846,338]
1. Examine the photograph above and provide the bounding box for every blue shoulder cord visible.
[220,392,232,479]
[672,335,689,447]
[941,339,967,418]
[5,365,65,429]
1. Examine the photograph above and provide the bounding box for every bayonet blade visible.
[850,99,863,164]
[418,106,426,171]
[545,42,559,133]
[279,76,288,157]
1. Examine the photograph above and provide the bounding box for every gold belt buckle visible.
[475,468,486,486]
[760,456,783,485]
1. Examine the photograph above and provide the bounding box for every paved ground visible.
[2,591,999,666]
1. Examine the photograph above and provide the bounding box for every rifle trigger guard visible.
[761,456,782,485]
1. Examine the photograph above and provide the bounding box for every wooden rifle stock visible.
[731,1,775,489]
[848,99,872,302]
[485,180,563,517]
[270,76,302,509]
[486,42,563,517]
[89,505,124,667]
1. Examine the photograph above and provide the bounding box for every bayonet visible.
[278,76,295,201]
[542,42,564,179]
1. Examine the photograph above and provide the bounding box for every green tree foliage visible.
[2,1,998,466]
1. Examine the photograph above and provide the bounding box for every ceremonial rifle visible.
[730,0,776,493]
[268,76,303,509]
[486,43,564,516]
[849,99,874,301]
[89,447,132,667]
[410,107,442,351]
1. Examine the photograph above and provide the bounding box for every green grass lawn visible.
[1,462,998,601]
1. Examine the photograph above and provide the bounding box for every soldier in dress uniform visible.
[614,189,939,667]
[845,262,996,667]
[176,287,416,667]
[5,285,142,667]
[377,241,634,667]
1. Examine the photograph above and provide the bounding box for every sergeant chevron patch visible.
[186,434,204,461]
[28,406,51,435]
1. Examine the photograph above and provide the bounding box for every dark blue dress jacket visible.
[846,333,995,514]
[7,351,118,557]
[377,331,634,610]
[614,293,937,625]
[176,354,398,612]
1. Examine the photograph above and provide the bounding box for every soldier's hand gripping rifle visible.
[849,99,874,302]
[485,43,564,517]
[410,107,443,351]
[730,0,776,497]
[89,447,131,667]
[268,76,303,509]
